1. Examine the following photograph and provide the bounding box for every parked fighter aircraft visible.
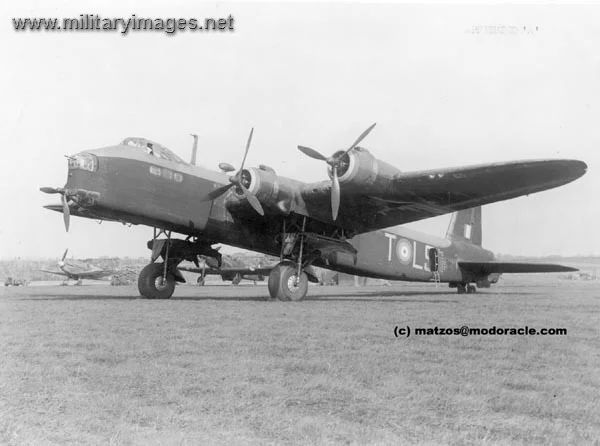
[40,249,114,284]
[40,126,586,300]
[179,254,274,286]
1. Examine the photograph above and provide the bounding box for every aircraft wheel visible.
[467,284,477,294]
[275,262,308,302]
[197,277,206,286]
[138,263,175,299]
[267,267,282,301]
[457,283,466,294]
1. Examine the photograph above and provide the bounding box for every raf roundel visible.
[395,238,413,265]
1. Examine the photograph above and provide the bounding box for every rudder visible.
[446,207,482,246]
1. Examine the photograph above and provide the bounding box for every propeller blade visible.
[240,184,265,216]
[62,248,69,261]
[297,145,328,162]
[204,183,234,201]
[40,187,63,194]
[61,194,70,232]
[239,127,254,172]
[345,122,377,154]
[331,166,340,221]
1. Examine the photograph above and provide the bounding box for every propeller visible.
[40,187,71,232]
[61,194,70,232]
[58,248,68,267]
[297,123,376,220]
[40,186,63,195]
[202,128,264,216]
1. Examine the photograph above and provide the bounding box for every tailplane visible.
[446,207,482,246]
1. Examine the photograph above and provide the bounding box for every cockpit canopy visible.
[120,137,187,165]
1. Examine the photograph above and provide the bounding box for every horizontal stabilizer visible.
[458,261,578,275]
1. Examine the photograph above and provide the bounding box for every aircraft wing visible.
[458,261,578,275]
[179,266,273,276]
[179,266,220,276]
[40,269,113,279]
[73,270,114,279]
[39,269,69,277]
[302,159,586,234]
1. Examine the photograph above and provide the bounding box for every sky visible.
[1,1,599,260]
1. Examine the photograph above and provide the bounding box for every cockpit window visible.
[120,137,187,165]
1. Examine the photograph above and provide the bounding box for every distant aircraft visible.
[40,249,114,285]
[179,254,274,286]
[41,125,586,300]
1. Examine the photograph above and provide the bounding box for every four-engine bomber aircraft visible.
[40,125,586,300]
[40,249,114,285]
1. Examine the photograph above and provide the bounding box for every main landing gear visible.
[268,261,309,301]
[267,217,319,302]
[457,283,477,294]
[138,263,176,299]
[138,229,221,299]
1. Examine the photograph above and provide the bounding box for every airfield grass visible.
[0,279,599,445]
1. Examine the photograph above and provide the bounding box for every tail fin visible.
[446,207,482,246]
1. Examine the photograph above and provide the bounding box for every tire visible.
[197,277,205,286]
[138,263,175,299]
[457,283,466,294]
[278,263,308,302]
[467,284,477,294]
[267,266,282,300]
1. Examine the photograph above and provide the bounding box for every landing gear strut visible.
[138,229,177,299]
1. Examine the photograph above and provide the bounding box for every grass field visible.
[1,279,599,445]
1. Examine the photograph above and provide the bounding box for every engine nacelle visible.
[327,147,400,189]
[229,166,295,214]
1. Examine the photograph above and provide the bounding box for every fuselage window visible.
[174,172,183,183]
[162,169,173,180]
[149,165,161,176]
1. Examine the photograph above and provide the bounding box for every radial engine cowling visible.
[327,147,400,190]
[228,166,295,214]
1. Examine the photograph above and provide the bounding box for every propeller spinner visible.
[202,128,264,216]
[297,123,377,220]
